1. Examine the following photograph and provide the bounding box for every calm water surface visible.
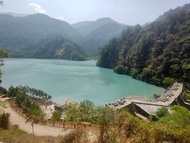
[1,59,165,105]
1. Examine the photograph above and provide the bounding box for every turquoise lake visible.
[1,59,165,105]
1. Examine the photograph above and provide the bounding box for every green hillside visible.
[0,14,126,59]
[72,18,127,54]
[0,13,85,60]
[97,3,190,87]
[33,37,86,61]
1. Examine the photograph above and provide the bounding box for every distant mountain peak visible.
[96,17,117,23]
[72,17,119,27]
[72,17,126,36]
[26,13,50,18]
[0,12,28,17]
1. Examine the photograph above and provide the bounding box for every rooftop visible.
[107,82,183,110]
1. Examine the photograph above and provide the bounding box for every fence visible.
[6,99,97,130]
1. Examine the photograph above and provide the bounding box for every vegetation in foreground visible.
[0,127,91,143]
[0,105,190,143]
[1,86,190,143]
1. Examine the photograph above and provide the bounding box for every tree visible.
[7,86,19,97]
[0,49,8,84]
[155,107,169,119]
[29,101,44,123]
[64,103,80,122]
[52,110,62,121]
[183,91,190,100]
[47,95,51,100]
[15,93,26,107]
[114,65,128,74]
[130,68,139,78]
[22,97,32,113]
[0,86,7,95]
[0,50,8,58]
[0,112,9,129]
[97,107,115,143]
[162,77,175,87]
[13,89,44,123]
[79,100,94,122]
[15,85,52,100]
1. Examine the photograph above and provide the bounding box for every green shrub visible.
[52,110,62,121]
[130,68,139,78]
[155,107,169,119]
[114,65,128,74]
[0,86,7,95]
[59,129,88,143]
[162,77,175,87]
[183,91,190,100]
[0,112,9,129]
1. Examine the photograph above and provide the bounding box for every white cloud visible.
[55,16,64,21]
[28,3,47,14]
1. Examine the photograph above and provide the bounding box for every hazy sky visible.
[1,0,190,25]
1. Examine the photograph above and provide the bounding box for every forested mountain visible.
[0,13,127,59]
[0,13,84,60]
[97,3,190,87]
[33,37,86,61]
[72,18,127,54]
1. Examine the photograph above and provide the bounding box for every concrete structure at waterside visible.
[107,82,188,120]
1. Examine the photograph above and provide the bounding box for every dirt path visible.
[0,97,72,137]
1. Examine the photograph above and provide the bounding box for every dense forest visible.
[97,4,190,88]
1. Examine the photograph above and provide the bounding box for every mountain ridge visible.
[97,3,190,87]
[0,13,127,59]
[72,17,125,36]
[0,12,28,17]
[0,13,85,60]
[72,17,128,54]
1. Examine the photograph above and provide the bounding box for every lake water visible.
[1,58,165,106]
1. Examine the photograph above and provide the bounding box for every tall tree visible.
[79,100,94,121]
[0,49,8,83]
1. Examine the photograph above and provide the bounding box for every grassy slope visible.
[0,128,58,143]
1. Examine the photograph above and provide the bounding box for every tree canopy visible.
[7,85,51,100]
[97,3,190,88]
[11,86,44,123]
[0,49,8,84]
